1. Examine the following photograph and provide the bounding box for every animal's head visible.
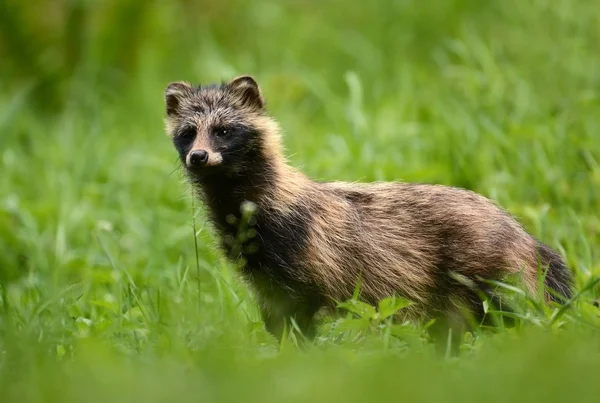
[163,75,281,178]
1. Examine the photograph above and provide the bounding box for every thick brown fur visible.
[163,75,574,344]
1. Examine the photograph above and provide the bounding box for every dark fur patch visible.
[242,198,311,278]
[172,126,196,163]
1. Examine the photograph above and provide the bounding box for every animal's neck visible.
[193,157,307,235]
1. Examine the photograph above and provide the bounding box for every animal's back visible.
[295,181,555,317]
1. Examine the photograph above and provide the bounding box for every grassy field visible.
[1,0,600,401]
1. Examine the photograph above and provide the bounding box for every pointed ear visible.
[227,75,264,110]
[165,81,192,116]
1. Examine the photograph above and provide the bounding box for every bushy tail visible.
[536,241,574,302]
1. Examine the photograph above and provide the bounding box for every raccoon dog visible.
[163,75,573,344]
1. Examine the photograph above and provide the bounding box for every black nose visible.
[189,150,208,167]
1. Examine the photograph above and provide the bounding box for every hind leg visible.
[427,289,490,356]
[428,318,461,356]
[428,306,472,357]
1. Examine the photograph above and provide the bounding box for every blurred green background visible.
[1,0,599,402]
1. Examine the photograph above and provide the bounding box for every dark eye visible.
[180,127,196,140]
[213,127,229,137]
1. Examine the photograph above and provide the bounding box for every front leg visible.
[261,306,286,343]
[260,302,319,345]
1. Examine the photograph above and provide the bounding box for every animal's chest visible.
[214,206,312,284]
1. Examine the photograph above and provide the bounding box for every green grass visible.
[1,0,600,401]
